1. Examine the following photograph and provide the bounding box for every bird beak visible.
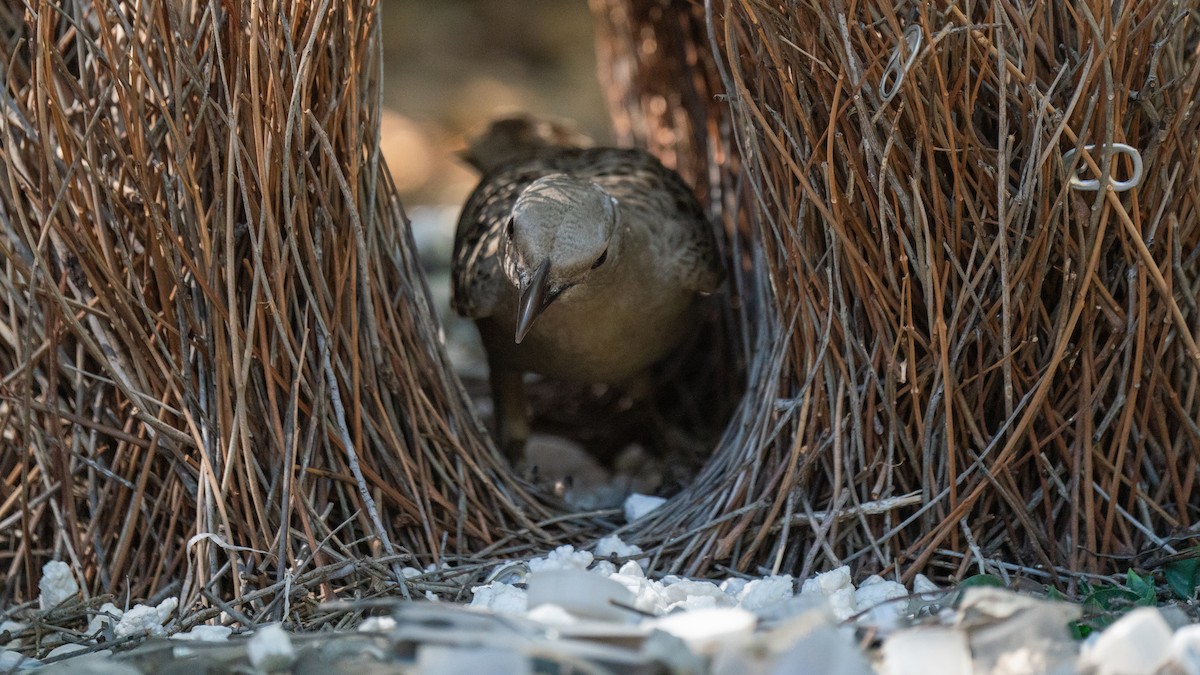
[515,258,552,344]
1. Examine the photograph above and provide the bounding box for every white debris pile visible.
[0,561,233,671]
[471,539,914,629]
[4,554,1200,673]
[457,538,1200,674]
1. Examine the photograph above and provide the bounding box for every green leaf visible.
[1044,586,1069,602]
[1125,569,1156,606]
[958,574,1005,588]
[1165,555,1200,600]
[1083,586,1141,612]
[1069,620,1093,640]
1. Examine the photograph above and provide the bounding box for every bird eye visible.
[591,248,608,269]
[505,218,515,240]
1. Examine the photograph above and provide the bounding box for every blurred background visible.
[380,0,611,204]
[379,0,612,378]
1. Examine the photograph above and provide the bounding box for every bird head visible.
[502,174,619,344]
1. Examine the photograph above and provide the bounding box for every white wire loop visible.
[1062,143,1144,192]
[881,25,923,103]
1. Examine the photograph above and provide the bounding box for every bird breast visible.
[479,256,700,384]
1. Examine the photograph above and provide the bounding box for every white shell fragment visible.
[169,625,233,641]
[648,607,756,653]
[113,598,177,639]
[469,581,528,615]
[528,545,594,572]
[417,644,530,675]
[39,561,80,610]
[594,534,644,562]
[624,493,666,521]
[526,569,636,622]
[0,621,27,648]
[800,567,858,621]
[358,616,398,633]
[880,627,972,675]
[1172,623,1200,675]
[0,650,41,671]
[738,576,796,614]
[1081,607,1173,675]
[912,573,940,594]
[86,603,124,637]
[767,622,874,675]
[958,587,1080,674]
[853,576,910,631]
[246,623,295,672]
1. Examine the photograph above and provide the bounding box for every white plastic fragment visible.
[825,584,858,620]
[86,602,124,636]
[719,578,748,597]
[113,598,177,638]
[608,563,670,615]
[800,566,852,596]
[591,560,618,576]
[417,644,530,675]
[593,534,643,562]
[37,655,140,675]
[1081,607,1172,675]
[737,576,796,614]
[526,603,579,626]
[528,545,593,572]
[800,567,857,621]
[649,607,756,654]
[767,622,874,675]
[469,582,528,615]
[641,630,709,674]
[45,643,106,660]
[358,616,398,633]
[880,627,972,675]
[957,587,1080,674]
[624,493,666,522]
[912,573,940,594]
[39,561,80,610]
[246,623,295,672]
[853,576,909,630]
[0,650,41,670]
[991,647,1057,675]
[663,579,734,612]
[1172,623,1200,675]
[169,625,233,641]
[526,569,635,622]
[0,621,27,648]
[617,560,645,578]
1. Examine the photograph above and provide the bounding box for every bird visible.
[451,119,724,464]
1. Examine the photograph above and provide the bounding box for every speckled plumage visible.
[452,148,723,319]
[451,143,724,460]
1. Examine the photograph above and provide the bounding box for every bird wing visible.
[653,162,725,294]
[588,150,725,294]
